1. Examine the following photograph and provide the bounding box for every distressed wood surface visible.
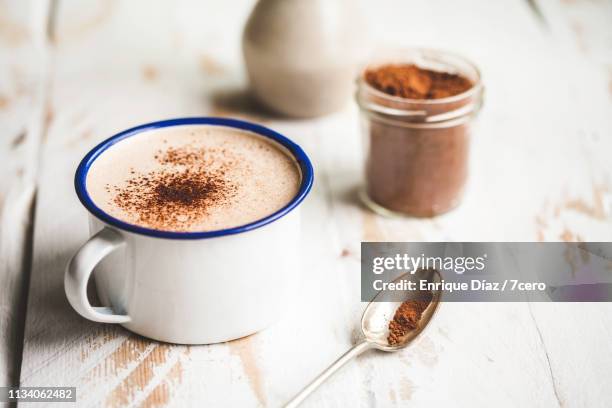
[0,0,607,407]
[0,0,32,392]
[0,0,52,393]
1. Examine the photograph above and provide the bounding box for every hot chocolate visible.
[86,125,301,232]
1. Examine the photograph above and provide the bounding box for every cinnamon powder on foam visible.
[107,145,238,231]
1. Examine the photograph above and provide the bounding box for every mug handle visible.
[65,227,131,323]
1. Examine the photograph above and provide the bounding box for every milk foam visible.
[86,125,301,232]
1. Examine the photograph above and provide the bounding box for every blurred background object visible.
[243,0,367,118]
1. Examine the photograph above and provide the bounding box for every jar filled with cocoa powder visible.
[356,49,483,217]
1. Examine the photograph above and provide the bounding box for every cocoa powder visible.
[365,64,472,100]
[108,144,237,231]
[387,291,433,346]
[359,59,481,217]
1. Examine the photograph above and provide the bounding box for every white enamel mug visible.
[65,118,314,344]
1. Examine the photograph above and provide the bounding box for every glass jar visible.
[356,49,484,217]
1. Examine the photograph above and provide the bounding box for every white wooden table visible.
[1,0,611,406]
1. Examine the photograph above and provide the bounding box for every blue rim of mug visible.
[75,117,314,240]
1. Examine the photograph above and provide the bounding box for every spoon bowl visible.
[361,268,442,351]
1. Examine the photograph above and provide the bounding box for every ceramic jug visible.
[243,0,366,118]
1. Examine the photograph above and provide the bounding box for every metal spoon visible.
[285,269,442,407]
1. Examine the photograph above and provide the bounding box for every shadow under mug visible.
[65,117,314,344]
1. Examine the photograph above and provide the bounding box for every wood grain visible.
[0,0,54,394]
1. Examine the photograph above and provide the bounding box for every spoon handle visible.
[285,341,372,407]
